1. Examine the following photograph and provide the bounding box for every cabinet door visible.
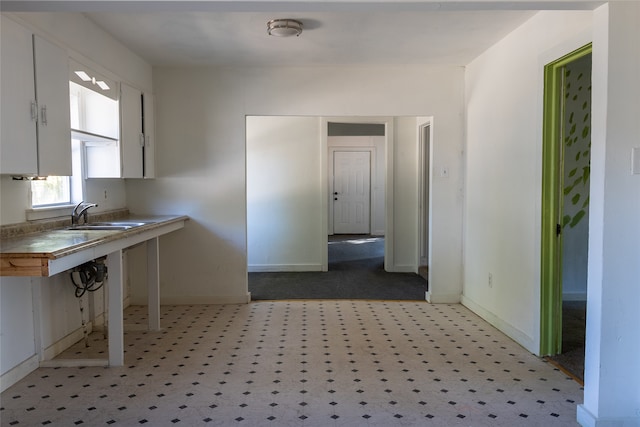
[0,16,38,175]
[120,83,143,178]
[143,93,155,178]
[33,35,72,176]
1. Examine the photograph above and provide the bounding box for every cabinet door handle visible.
[31,101,38,122]
[40,105,48,126]
[139,133,145,147]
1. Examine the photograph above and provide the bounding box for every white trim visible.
[393,264,418,273]
[41,324,91,361]
[461,295,537,354]
[25,204,73,221]
[320,118,329,271]
[0,355,39,393]
[425,291,461,304]
[249,264,323,272]
[577,405,640,427]
[385,119,394,272]
[416,117,433,275]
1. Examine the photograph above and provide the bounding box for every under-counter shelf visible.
[0,214,188,368]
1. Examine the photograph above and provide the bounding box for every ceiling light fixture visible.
[267,19,303,37]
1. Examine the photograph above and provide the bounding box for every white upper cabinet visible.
[33,35,73,176]
[142,92,155,179]
[1,16,38,174]
[0,16,71,176]
[120,83,154,179]
[120,83,144,178]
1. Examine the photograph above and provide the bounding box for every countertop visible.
[0,212,189,276]
[0,215,188,259]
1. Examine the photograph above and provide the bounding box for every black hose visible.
[70,259,107,298]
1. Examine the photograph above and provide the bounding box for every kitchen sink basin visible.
[67,221,148,231]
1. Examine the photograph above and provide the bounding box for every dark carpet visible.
[548,300,586,383]
[249,235,428,300]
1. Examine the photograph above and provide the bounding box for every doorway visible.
[327,122,386,276]
[540,44,592,381]
[246,115,428,300]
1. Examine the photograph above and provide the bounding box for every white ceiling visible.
[84,10,537,67]
[3,1,602,68]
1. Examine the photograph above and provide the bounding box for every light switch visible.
[633,147,640,175]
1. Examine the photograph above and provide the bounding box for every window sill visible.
[26,205,74,222]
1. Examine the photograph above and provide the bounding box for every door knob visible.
[333,192,338,195]
[334,197,338,201]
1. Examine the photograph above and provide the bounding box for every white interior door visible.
[333,151,371,234]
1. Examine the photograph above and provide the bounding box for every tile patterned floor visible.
[1,301,582,426]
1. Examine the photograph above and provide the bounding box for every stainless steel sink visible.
[67,221,148,231]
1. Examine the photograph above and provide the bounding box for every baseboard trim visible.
[425,291,461,304]
[160,293,251,305]
[0,354,39,393]
[577,404,640,427]
[42,324,91,361]
[248,264,323,272]
[389,265,417,273]
[461,295,537,354]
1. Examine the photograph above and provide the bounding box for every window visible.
[31,176,71,207]
[30,61,118,209]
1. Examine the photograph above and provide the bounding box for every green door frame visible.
[540,43,592,356]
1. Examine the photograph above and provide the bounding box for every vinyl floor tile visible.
[1,301,582,426]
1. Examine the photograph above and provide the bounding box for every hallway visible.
[1,301,582,426]
[249,235,428,300]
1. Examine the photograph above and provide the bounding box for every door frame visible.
[321,117,394,272]
[329,147,375,235]
[540,43,592,356]
[417,118,432,270]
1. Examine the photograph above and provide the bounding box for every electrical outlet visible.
[488,273,493,288]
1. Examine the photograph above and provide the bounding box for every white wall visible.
[393,117,421,272]
[126,65,465,303]
[0,12,152,389]
[328,135,386,236]
[579,3,640,425]
[245,120,390,273]
[462,10,593,353]
[247,116,323,272]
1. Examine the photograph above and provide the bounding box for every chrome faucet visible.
[71,201,98,225]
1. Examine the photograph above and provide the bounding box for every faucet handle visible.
[71,201,98,225]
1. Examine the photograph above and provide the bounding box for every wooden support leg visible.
[106,250,124,366]
[147,237,160,331]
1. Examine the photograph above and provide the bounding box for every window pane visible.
[31,176,71,207]
[70,81,119,138]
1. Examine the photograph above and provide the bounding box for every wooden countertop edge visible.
[0,215,188,276]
